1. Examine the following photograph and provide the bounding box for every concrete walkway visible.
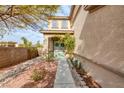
[54,57,76,88]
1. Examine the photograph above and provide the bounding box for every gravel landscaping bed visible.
[0,62,57,88]
[0,57,42,83]
[68,59,101,88]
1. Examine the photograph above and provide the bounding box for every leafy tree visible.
[60,34,75,54]
[21,37,32,47]
[20,37,43,52]
[35,41,43,48]
[21,37,28,47]
[0,5,60,36]
[20,37,38,53]
[59,34,75,60]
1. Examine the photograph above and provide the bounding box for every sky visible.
[0,5,71,44]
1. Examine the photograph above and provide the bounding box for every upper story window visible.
[61,20,68,29]
[52,20,58,29]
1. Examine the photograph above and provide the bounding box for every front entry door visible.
[54,41,64,51]
[54,41,65,59]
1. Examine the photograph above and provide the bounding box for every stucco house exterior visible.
[41,5,124,87]
[41,16,73,53]
[70,5,124,87]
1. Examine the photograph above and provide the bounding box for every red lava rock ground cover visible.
[1,62,57,88]
[0,64,18,74]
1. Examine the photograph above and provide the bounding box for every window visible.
[52,20,58,29]
[61,20,68,29]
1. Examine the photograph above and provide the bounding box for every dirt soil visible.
[1,62,57,88]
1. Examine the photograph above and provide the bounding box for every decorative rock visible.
[79,76,84,81]
[81,81,86,86]
[0,57,42,83]
[76,73,80,77]
[83,86,89,88]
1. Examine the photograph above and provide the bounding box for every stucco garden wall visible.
[0,47,38,68]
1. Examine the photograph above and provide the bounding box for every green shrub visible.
[30,69,45,81]
[72,59,82,70]
[42,51,55,62]
[59,34,75,60]
[47,52,55,62]
[60,34,75,54]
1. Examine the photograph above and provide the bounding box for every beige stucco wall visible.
[70,5,81,25]
[73,5,124,87]
[0,47,38,68]
[72,7,88,54]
